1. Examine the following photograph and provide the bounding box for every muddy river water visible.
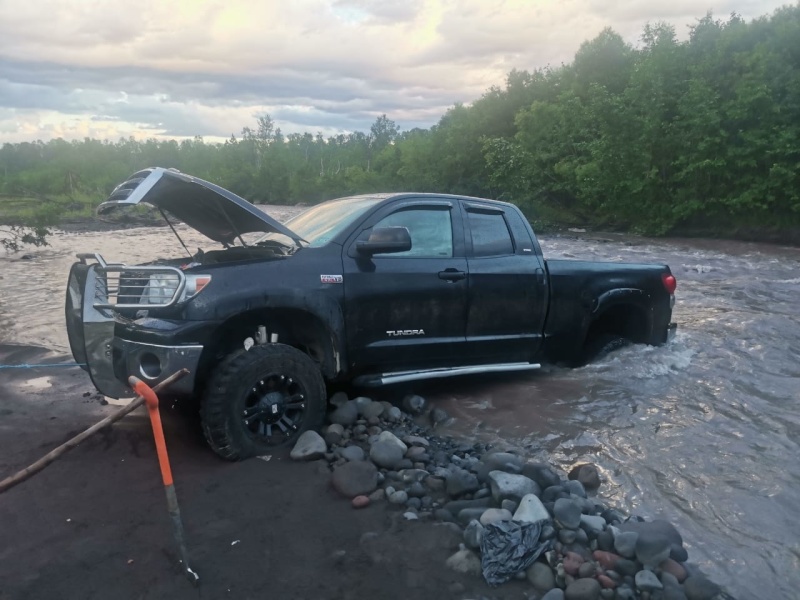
[1,207,798,599]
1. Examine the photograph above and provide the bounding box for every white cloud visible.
[0,0,788,142]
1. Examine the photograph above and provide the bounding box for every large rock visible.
[446,468,480,497]
[388,490,408,505]
[527,561,556,591]
[476,452,524,481]
[339,445,365,462]
[402,394,427,415]
[564,479,587,498]
[618,519,686,563]
[488,470,540,503]
[613,530,638,558]
[361,401,384,420]
[635,531,671,569]
[290,430,327,460]
[463,520,484,549]
[369,441,404,469]
[479,508,513,526]
[353,396,373,415]
[522,462,562,491]
[541,590,565,600]
[554,497,582,529]
[329,400,359,426]
[564,577,601,600]
[328,391,348,408]
[376,430,407,453]
[324,423,344,446]
[445,547,482,576]
[331,461,378,498]
[513,493,550,523]
[579,514,606,537]
[568,463,602,491]
[634,569,663,592]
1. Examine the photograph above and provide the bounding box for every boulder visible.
[339,445,365,462]
[463,520,484,549]
[488,470,540,503]
[568,463,602,491]
[479,508,513,526]
[446,469,480,497]
[554,497,582,529]
[527,561,556,591]
[564,578,601,600]
[634,569,663,592]
[369,441,404,469]
[402,394,427,414]
[331,461,378,498]
[329,400,359,426]
[289,430,327,460]
[376,430,407,453]
[445,547,482,576]
[513,493,550,524]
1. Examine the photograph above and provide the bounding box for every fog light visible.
[139,352,163,379]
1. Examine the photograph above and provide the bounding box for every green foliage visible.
[1,6,798,241]
[0,225,51,253]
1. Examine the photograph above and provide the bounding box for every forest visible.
[1,7,798,246]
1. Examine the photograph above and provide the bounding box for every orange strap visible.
[131,378,174,486]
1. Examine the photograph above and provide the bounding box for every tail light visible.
[662,273,676,294]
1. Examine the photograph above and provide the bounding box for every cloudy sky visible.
[0,0,788,143]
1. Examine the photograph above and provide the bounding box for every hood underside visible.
[97,167,302,245]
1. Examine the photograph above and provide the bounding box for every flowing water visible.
[1,210,798,599]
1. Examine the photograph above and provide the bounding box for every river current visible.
[1,208,798,599]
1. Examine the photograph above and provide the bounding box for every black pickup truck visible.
[66,168,677,459]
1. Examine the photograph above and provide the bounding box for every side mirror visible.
[356,226,412,255]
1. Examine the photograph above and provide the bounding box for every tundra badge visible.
[386,329,426,337]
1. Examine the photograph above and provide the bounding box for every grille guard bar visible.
[76,253,186,309]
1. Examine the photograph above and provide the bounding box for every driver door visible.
[342,199,468,372]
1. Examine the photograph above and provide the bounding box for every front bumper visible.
[66,259,206,398]
[110,339,203,398]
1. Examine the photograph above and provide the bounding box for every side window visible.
[468,210,514,257]
[373,208,453,258]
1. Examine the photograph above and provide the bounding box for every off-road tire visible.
[201,343,326,461]
[582,334,631,364]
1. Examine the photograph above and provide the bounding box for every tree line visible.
[1,7,798,240]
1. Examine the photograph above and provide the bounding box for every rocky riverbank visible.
[289,392,731,600]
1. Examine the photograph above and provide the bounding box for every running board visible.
[353,362,541,387]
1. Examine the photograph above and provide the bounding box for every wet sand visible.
[0,343,520,600]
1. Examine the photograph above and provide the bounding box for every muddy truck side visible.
[66,168,676,459]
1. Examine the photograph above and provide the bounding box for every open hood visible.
[97,167,303,245]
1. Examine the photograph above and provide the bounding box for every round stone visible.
[554,497,582,529]
[388,490,408,505]
[527,561,556,591]
[564,577,601,600]
[330,460,378,498]
[352,495,370,508]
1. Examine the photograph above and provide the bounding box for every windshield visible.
[257,196,384,248]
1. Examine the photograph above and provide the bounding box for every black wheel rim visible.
[241,373,307,445]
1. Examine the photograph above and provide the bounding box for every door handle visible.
[438,268,466,282]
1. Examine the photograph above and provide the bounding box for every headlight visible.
[143,273,180,305]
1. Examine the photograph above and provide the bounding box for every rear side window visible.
[468,210,514,257]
